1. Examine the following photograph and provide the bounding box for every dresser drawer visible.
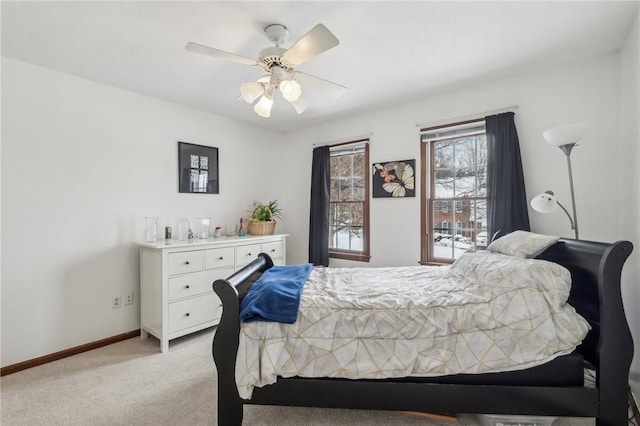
[205,247,235,270]
[168,293,222,334]
[262,241,283,259]
[167,251,204,276]
[168,267,234,301]
[236,243,261,265]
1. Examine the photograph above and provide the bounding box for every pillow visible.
[487,230,559,258]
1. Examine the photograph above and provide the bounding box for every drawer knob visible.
[184,285,190,290]
[218,256,224,260]
[185,313,190,317]
[271,249,276,253]
[246,253,252,256]
[185,261,190,265]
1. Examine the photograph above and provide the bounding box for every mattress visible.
[235,251,590,399]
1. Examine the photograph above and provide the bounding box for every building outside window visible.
[438,220,449,236]
[420,120,488,263]
[328,141,370,262]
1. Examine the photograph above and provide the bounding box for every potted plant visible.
[247,200,283,235]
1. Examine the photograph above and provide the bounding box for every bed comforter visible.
[235,251,590,399]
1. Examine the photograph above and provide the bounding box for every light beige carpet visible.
[0,328,593,426]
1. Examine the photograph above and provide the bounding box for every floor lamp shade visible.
[531,122,587,240]
[542,123,588,147]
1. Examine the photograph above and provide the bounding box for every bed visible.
[211,238,633,426]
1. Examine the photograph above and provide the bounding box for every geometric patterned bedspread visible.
[235,251,590,399]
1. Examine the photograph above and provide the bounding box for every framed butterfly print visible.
[372,159,415,198]
[178,142,219,194]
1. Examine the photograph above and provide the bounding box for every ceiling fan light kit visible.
[186,23,346,118]
[240,81,264,104]
[280,79,302,102]
[291,98,310,114]
[254,93,274,118]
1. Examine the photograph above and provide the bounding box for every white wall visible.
[1,58,284,367]
[620,9,640,397]
[283,50,639,384]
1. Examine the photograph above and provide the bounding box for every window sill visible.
[420,260,453,266]
[329,251,371,263]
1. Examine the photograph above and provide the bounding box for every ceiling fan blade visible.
[294,72,348,98]
[185,42,258,67]
[281,24,339,67]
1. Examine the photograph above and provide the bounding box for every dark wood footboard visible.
[212,253,273,426]
[212,239,633,426]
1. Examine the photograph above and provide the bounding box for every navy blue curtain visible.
[485,112,530,240]
[309,146,330,266]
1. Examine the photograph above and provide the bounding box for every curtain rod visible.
[416,105,518,130]
[312,133,373,148]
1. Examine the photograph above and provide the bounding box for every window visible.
[328,141,370,262]
[420,120,488,263]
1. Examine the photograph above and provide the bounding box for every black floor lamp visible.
[530,122,588,240]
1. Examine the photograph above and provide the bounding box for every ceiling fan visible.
[186,23,347,118]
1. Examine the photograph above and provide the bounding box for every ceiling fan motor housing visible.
[258,46,292,71]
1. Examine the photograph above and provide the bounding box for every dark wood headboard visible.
[537,238,633,368]
[537,238,634,425]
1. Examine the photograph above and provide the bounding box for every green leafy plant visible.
[248,200,283,222]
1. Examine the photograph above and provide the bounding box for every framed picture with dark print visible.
[178,142,219,194]
[372,159,416,198]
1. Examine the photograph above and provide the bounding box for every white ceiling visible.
[2,1,638,132]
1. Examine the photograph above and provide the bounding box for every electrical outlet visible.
[125,292,134,305]
[112,296,121,309]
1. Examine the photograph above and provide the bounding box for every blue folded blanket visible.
[239,264,313,323]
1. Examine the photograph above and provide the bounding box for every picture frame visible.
[178,142,219,194]
[372,159,416,198]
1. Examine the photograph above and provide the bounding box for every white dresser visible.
[138,234,287,352]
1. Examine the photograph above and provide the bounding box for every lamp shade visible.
[542,123,588,147]
[280,79,302,102]
[253,94,274,118]
[291,97,310,114]
[240,82,264,104]
[530,191,558,213]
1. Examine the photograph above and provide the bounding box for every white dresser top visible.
[138,233,288,250]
